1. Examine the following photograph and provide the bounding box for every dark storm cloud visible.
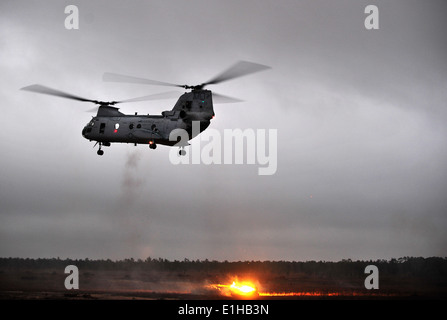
[0,0,446,261]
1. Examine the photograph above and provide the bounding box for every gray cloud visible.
[0,0,446,261]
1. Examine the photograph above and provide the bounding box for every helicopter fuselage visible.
[82,114,210,146]
[81,90,214,152]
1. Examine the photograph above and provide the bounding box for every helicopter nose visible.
[82,127,88,138]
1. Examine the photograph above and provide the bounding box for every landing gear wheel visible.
[149,143,157,149]
[94,142,106,156]
[179,149,186,156]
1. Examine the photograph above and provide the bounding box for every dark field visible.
[1,257,446,300]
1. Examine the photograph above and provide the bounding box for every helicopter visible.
[21,61,270,156]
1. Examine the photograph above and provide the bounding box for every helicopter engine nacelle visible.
[163,109,213,121]
[162,110,187,119]
[174,110,213,121]
[181,110,214,121]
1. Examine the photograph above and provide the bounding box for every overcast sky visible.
[1,0,446,261]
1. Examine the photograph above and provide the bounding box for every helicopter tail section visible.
[172,89,214,121]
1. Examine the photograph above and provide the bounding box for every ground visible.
[1,266,445,300]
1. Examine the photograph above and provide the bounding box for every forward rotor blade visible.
[212,92,243,104]
[204,61,271,86]
[21,84,98,103]
[86,91,181,112]
[103,72,183,88]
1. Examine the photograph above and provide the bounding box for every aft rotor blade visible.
[116,91,181,103]
[20,84,98,103]
[212,92,243,104]
[203,61,271,86]
[103,72,184,88]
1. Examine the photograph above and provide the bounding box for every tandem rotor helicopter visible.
[21,61,270,156]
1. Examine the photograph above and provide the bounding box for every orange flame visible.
[208,278,258,298]
[208,278,392,299]
[230,281,257,295]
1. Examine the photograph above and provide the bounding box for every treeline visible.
[1,256,446,279]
